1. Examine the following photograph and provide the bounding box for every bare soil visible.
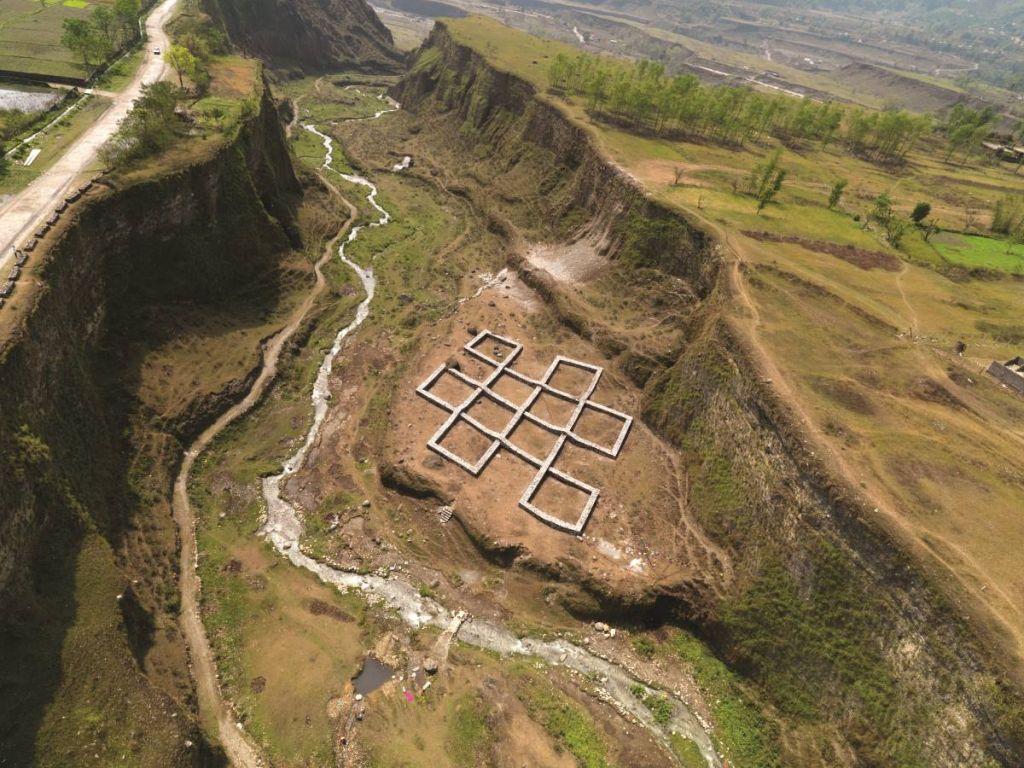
[742,229,902,271]
[385,276,721,601]
[525,238,608,283]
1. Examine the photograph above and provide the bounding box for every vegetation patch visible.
[669,631,781,768]
[512,665,612,768]
[446,694,494,767]
[933,232,1024,274]
[669,734,706,768]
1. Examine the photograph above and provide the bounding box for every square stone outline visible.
[416,330,633,534]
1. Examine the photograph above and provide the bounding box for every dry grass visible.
[444,13,1024,680]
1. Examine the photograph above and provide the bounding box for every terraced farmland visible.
[0,0,116,80]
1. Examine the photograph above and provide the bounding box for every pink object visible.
[404,691,414,702]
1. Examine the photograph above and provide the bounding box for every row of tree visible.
[547,53,932,162]
[61,0,141,67]
[940,103,997,164]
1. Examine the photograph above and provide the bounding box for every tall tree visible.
[90,5,116,49]
[752,150,787,214]
[828,178,848,210]
[165,45,197,90]
[61,18,98,65]
[113,0,140,43]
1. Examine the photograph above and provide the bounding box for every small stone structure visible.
[416,330,632,534]
[987,356,1024,395]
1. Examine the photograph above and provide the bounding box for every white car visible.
[153,48,161,54]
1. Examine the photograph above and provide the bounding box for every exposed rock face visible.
[205,0,403,74]
[0,75,298,598]
[0,72,299,764]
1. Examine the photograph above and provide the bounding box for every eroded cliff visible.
[204,0,404,74]
[386,23,1024,767]
[0,72,301,766]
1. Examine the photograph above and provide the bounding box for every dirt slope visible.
[205,0,404,73]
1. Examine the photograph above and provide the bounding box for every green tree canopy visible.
[165,45,197,90]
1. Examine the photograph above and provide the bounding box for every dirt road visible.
[171,177,356,768]
[0,0,178,272]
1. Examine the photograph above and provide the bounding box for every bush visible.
[992,193,1024,235]
[910,201,931,223]
[633,635,656,659]
[98,81,180,167]
[642,693,674,726]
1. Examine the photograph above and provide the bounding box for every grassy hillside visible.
[443,11,1024,676]
[388,16,1024,765]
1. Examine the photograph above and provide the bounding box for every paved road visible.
[0,0,177,273]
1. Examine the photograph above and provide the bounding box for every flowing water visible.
[256,118,723,767]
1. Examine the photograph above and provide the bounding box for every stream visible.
[255,121,723,766]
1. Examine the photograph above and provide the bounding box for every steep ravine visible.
[388,23,1024,767]
[0,76,300,764]
[203,0,403,74]
[168,108,721,764]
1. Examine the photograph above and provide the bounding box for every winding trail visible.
[172,152,357,768]
[175,111,722,767]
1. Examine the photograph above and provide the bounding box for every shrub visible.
[98,82,179,167]
[633,635,656,659]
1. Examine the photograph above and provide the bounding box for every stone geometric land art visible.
[416,330,632,534]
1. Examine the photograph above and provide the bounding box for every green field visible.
[0,0,114,79]
[934,232,1024,274]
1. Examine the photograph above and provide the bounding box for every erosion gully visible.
[174,104,722,768]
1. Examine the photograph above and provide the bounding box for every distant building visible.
[981,141,1024,162]
[987,356,1024,394]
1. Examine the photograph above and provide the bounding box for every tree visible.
[90,5,116,48]
[113,0,140,43]
[99,81,179,167]
[942,104,995,164]
[0,144,9,181]
[992,194,1024,235]
[910,201,931,224]
[871,192,894,225]
[1007,224,1024,255]
[885,216,908,247]
[828,178,848,210]
[751,150,786,214]
[165,45,197,90]
[61,18,99,65]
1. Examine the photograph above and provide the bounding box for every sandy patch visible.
[468,268,541,310]
[525,239,608,283]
